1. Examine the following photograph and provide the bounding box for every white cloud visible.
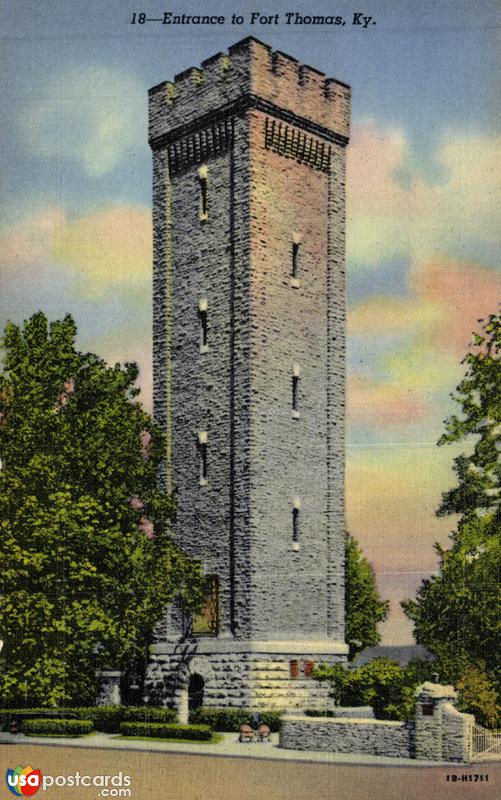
[347,122,501,270]
[20,67,145,175]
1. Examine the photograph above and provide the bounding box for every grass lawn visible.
[24,731,98,739]
[117,732,224,745]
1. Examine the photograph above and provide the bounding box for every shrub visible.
[120,722,212,740]
[189,707,248,731]
[189,707,283,732]
[457,667,501,729]
[257,710,283,732]
[347,659,415,720]
[74,706,123,732]
[303,709,336,717]
[313,658,435,721]
[75,705,177,732]
[23,718,93,737]
[0,709,79,732]
[122,706,177,725]
[0,705,177,734]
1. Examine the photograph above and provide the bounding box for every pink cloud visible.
[347,122,405,216]
[0,207,65,269]
[413,259,501,356]
[348,374,428,428]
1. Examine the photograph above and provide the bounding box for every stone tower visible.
[146,37,350,716]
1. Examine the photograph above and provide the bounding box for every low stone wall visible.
[442,703,475,762]
[328,706,374,719]
[280,715,413,758]
[414,682,474,762]
[304,706,374,719]
[280,685,476,762]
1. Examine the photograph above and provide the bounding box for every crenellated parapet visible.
[149,36,350,148]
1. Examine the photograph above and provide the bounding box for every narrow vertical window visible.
[292,497,301,551]
[198,166,209,220]
[201,444,207,482]
[198,431,208,485]
[292,242,299,278]
[292,363,300,417]
[198,297,208,352]
[290,232,301,286]
[292,376,298,410]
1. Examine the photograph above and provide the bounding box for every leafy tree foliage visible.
[403,312,501,726]
[314,657,434,720]
[456,666,500,729]
[345,534,389,659]
[0,313,203,707]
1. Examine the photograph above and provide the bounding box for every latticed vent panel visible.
[169,119,233,175]
[264,117,331,173]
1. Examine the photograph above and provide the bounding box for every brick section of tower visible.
[246,106,346,640]
[147,37,350,712]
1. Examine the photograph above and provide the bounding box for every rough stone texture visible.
[96,671,121,706]
[321,706,374,718]
[280,683,475,762]
[442,702,475,763]
[414,682,473,762]
[280,715,413,758]
[148,36,350,709]
[146,647,338,713]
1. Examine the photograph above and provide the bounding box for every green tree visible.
[345,533,389,659]
[456,666,500,729]
[314,657,433,720]
[0,312,203,707]
[403,312,501,726]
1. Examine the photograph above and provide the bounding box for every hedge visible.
[0,706,177,733]
[23,718,94,737]
[120,722,212,741]
[0,709,79,731]
[189,707,283,732]
[76,706,177,732]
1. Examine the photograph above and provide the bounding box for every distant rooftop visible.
[352,644,434,667]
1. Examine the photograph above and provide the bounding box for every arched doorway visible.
[188,673,205,711]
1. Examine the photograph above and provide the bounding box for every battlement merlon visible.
[148,37,350,148]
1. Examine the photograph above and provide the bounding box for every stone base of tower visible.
[145,639,348,721]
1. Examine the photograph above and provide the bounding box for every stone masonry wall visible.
[169,137,241,638]
[150,37,350,647]
[279,685,476,762]
[280,715,413,758]
[145,650,340,711]
[149,37,350,704]
[442,703,475,763]
[152,112,253,640]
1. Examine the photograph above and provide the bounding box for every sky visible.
[1,0,500,644]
